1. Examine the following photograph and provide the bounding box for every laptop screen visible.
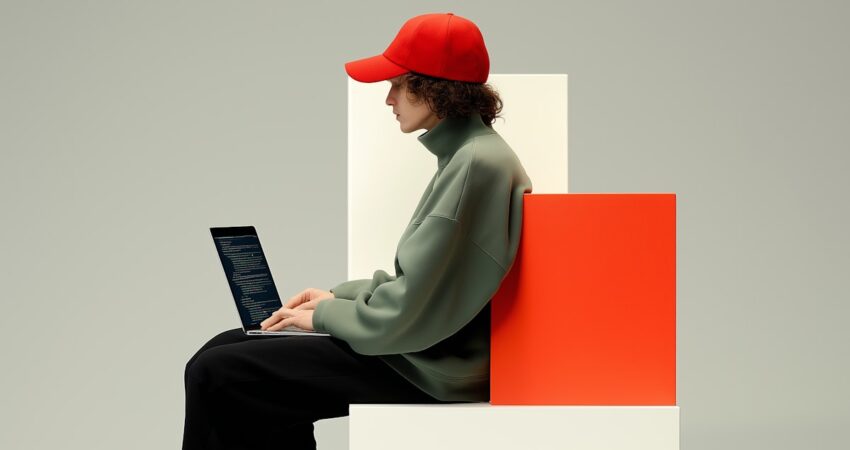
[210,226,282,331]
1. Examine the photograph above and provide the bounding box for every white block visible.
[347,74,568,280]
[349,404,679,450]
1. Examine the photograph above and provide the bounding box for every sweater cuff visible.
[328,278,373,300]
[313,298,351,334]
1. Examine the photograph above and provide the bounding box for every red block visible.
[491,194,676,405]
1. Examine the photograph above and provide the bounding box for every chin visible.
[403,123,424,133]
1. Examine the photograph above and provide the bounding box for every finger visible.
[261,309,287,329]
[272,308,296,321]
[260,313,276,329]
[268,316,294,331]
[260,308,283,326]
[295,299,321,311]
[284,292,306,309]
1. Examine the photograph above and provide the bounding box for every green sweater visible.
[313,113,533,402]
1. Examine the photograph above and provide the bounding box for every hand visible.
[283,287,334,310]
[260,307,315,332]
[260,288,334,331]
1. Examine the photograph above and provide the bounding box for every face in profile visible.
[385,75,441,133]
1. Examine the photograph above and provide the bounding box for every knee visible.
[185,328,243,373]
[186,348,214,386]
[185,345,236,388]
[185,354,201,384]
[203,328,245,349]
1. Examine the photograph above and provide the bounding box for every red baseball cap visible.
[344,13,490,83]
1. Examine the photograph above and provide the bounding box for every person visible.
[182,12,532,449]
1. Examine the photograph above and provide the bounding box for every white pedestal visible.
[349,403,679,450]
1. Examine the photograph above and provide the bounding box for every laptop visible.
[210,226,330,336]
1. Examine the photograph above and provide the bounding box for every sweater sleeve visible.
[329,272,400,300]
[328,279,372,300]
[312,214,505,356]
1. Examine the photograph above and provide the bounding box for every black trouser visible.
[183,328,458,450]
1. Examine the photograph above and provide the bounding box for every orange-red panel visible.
[491,194,676,405]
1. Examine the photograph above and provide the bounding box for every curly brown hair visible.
[399,72,503,128]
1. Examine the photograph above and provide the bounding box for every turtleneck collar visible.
[417,113,495,170]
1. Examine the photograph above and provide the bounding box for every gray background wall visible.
[1,1,847,449]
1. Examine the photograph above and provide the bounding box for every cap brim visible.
[345,53,409,83]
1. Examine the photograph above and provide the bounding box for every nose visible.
[385,86,395,106]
